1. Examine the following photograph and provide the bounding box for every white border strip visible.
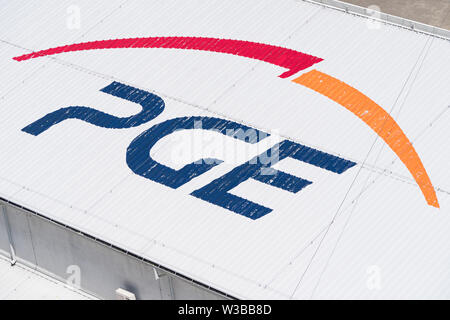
[303,0,450,41]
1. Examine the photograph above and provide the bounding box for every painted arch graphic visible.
[13,36,439,208]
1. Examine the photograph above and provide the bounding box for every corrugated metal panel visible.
[0,0,449,299]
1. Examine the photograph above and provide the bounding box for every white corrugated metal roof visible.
[0,257,95,300]
[0,0,449,299]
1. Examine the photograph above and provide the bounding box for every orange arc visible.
[293,69,439,208]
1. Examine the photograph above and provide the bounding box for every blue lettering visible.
[22,81,357,221]
[191,140,356,219]
[22,81,165,135]
[126,116,269,189]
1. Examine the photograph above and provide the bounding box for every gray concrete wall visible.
[0,201,227,300]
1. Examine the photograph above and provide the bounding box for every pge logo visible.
[14,36,439,220]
